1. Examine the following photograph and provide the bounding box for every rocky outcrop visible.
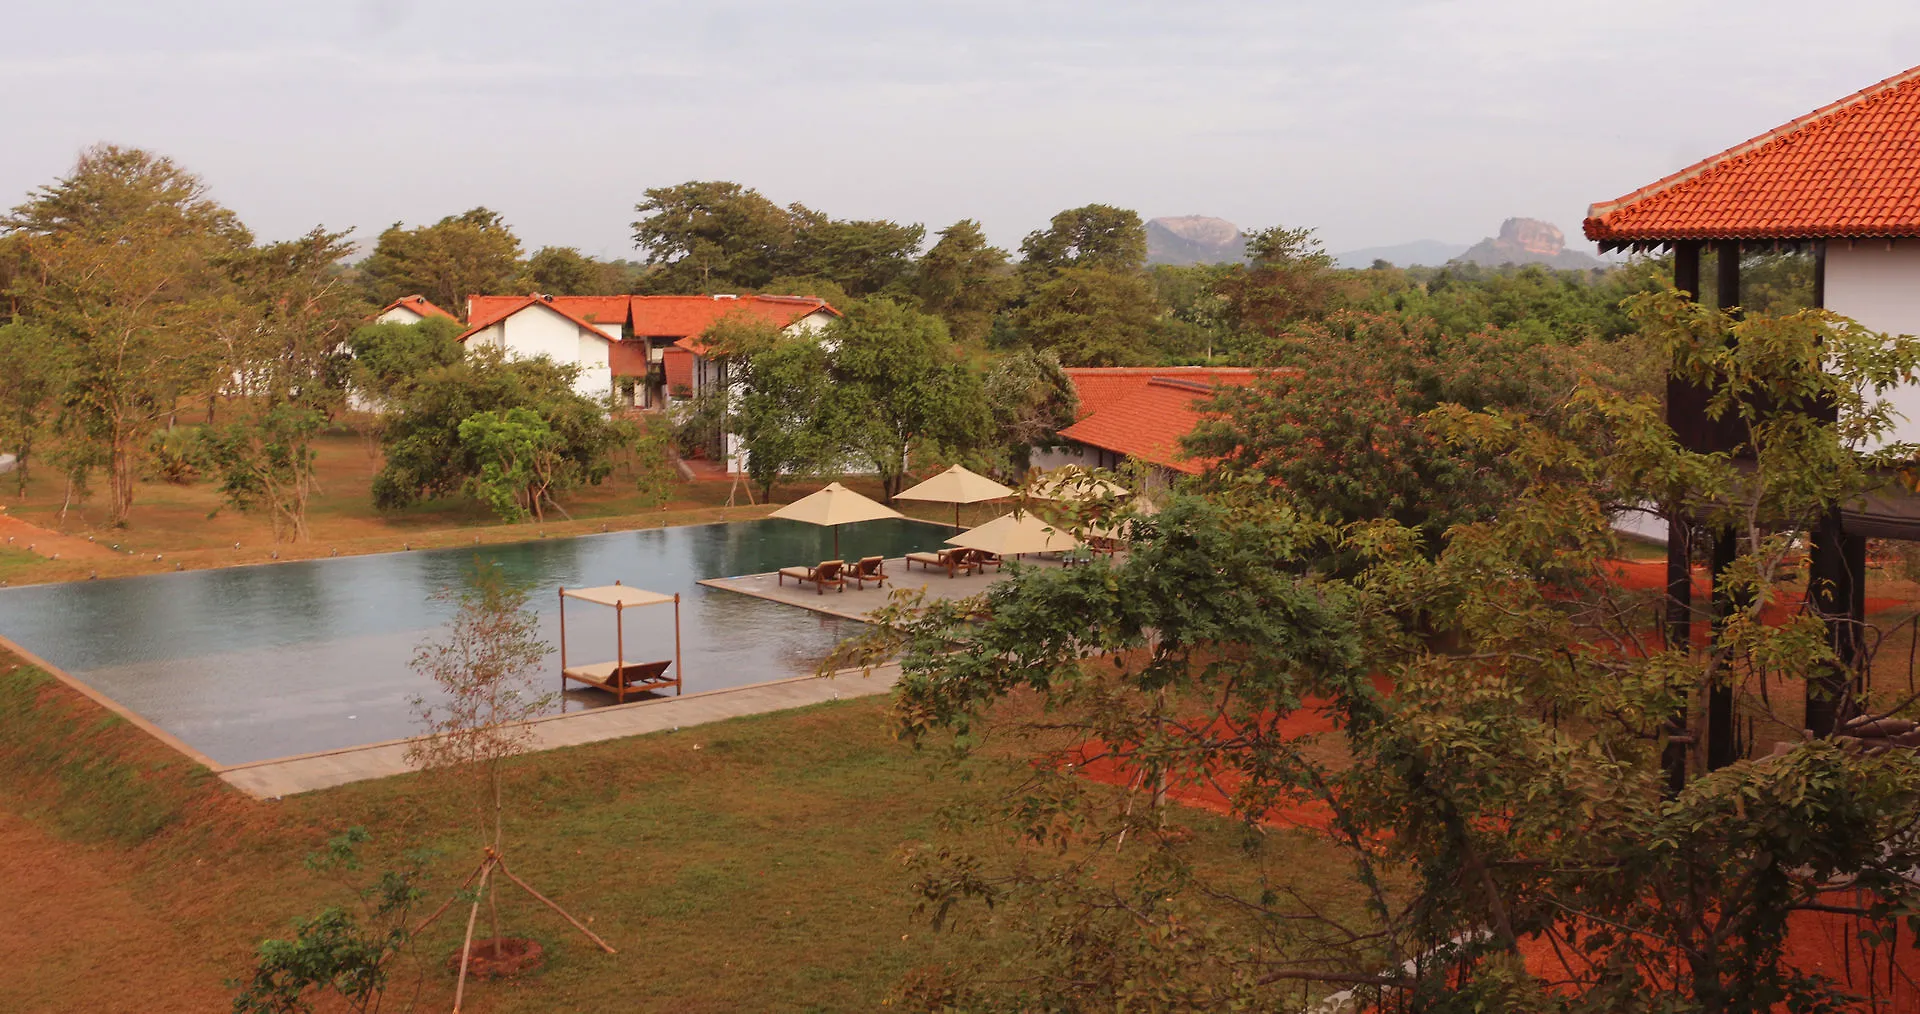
[1453,218,1604,270]
[1145,216,1248,266]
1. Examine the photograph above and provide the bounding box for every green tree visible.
[730,333,843,501]
[982,348,1079,475]
[1212,224,1340,348]
[230,828,431,1014]
[457,406,568,522]
[829,298,991,496]
[3,144,249,524]
[860,298,1920,1010]
[359,208,527,313]
[787,213,925,296]
[0,322,70,497]
[1018,204,1148,280]
[1186,311,1585,547]
[527,245,635,295]
[346,317,465,406]
[371,350,618,513]
[1012,267,1160,366]
[630,181,796,292]
[915,219,1014,345]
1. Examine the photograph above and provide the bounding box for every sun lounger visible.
[562,659,677,703]
[961,548,1003,572]
[847,556,888,589]
[905,548,977,577]
[777,560,845,593]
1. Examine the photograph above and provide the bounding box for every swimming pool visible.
[0,518,950,766]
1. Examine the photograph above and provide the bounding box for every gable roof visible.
[1056,368,1258,475]
[378,294,457,321]
[454,295,619,344]
[1585,63,1920,246]
[458,293,841,353]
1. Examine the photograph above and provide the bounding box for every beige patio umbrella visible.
[770,481,904,557]
[894,464,1016,530]
[946,511,1083,557]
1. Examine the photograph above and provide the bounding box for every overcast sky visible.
[7,1,1920,260]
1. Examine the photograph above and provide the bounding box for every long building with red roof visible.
[1040,367,1259,483]
[456,293,840,407]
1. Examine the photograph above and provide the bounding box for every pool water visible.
[0,518,950,766]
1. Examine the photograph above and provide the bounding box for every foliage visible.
[1210,224,1341,349]
[358,207,527,313]
[1186,311,1586,547]
[456,407,567,523]
[826,298,992,496]
[372,349,619,513]
[346,317,465,406]
[0,321,71,496]
[857,295,1920,1012]
[982,348,1079,476]
[915,219,1014,346]
[1011,267,1161,366]
[786,212,924,296]
[1351,260,1659,346]
[526,245,636,295]
[3,144,250,524]
[230,828,431,1014]
[628,423,676,509]
[204,405,325,540]
[631,181,798,292]
[1018,203,1148,279]
[145,426,210,484]
[727,332,843,499]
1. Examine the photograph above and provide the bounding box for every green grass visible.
[0,546,41,583]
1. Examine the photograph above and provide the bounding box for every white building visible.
[373,294,458,326]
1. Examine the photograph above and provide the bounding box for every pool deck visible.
[217,663,903,799]
[699,554,1080,621]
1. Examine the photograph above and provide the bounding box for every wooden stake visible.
[497,859,618,953]
[452,861,494,1013]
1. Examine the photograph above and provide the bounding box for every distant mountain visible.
[1332,239,1471,269]
[1145,216,1247,266]
[1452,218,1604,270]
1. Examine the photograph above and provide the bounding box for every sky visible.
[7,0,1920,260]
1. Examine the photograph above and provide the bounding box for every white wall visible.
[375,306,425,325]
[486,305,613,402]
[1826,243,1920,447]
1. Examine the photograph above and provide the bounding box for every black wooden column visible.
[1662,241,1703,794]
[1803,239,1865,736]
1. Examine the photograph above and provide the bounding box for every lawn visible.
[0,649,1361,1013]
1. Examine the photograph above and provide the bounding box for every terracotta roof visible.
[459,294,840,355]
[377,294,457,321]
[454,295,620,344]
[1585,63,1920,244]
[1057,368,1259,475]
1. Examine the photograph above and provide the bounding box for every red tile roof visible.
[454,295,621,344]
[458,293,840,354]
[1585,63,1920,244]
[377,294,457,321]
[1057,368,1259,474]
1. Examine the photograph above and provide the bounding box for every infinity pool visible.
[0,518,949,766]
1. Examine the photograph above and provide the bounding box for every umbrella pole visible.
[954,503,961,531]
[833,526,840,559]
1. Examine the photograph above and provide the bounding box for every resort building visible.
[1584,61,1920,746]
[458,293,839,407]
[1037,367,1258,488]
[372,294,457,326]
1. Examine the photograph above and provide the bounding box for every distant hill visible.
[1452,218,1604,270]
[1332,239,1471,269]
[1145,216,1247,266]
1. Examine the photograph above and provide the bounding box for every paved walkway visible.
[218,664,902,799]
[701,554,1081,621]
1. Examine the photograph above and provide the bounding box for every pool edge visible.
[0,631,225,772]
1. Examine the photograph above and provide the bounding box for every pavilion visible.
[1584,63,1920,764]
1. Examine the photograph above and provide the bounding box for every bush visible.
[145,427,210,484]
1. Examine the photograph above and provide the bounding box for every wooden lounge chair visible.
[777,559,845,594]
[562,659,677,703]
[962,548,1003,572]
[905,547,976,577]
[847,556,888,589]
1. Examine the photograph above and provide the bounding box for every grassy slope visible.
[0,646,1357,1013]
